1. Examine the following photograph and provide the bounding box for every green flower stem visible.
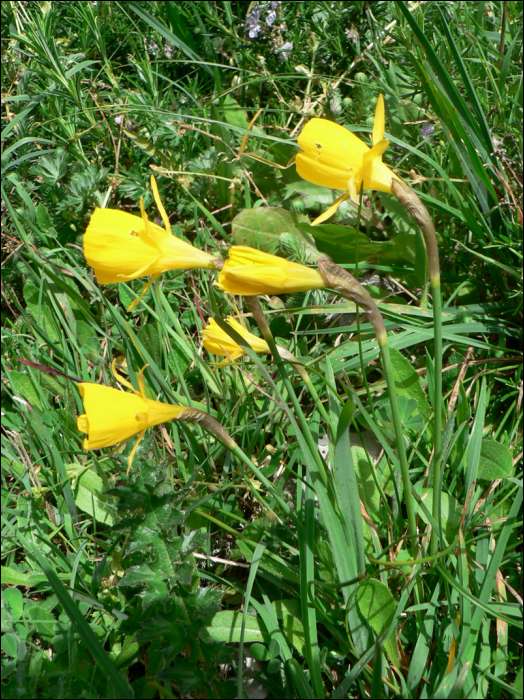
[379,339,418,558]
[391,179,443,556]
[301,373,331,427]
[245,296,330,488]
[430,276,443,554]
[318,259,418,558]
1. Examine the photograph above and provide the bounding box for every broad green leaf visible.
[2,587,24,620]
[356,578,400,667]
[66,465,117,525]
[388,347,431,423]
[302,222,387,265]
[27,607,56,638]
[352,445,380,515]
[1,634,19,658]
[351,445,395,521]
[232,207,318,260]
[204,611,267,644]
[222,95,250,131]
[383,232,417,264]
[477,438,513,480]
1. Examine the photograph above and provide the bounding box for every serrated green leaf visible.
[137,323,160,364]
[238,539,299,584]
[1,567,32,587]
[23,281,59,342]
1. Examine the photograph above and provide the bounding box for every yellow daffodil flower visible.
[216,246,325,296]
[201,317,270,362]
[83,175,218,309]
[296,94,399,224]
[77,361,187,472]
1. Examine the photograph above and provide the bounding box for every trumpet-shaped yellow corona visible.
[77,362,186,472]
[216,246,325,296]
[296,94,399,224]
[83,176,217,308]
[202,317,270,361]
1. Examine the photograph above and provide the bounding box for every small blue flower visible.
[245,9,262,38]
[420,123,434,140]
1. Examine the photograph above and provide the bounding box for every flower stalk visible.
[244,295,330,488]
[318,259,419,556]
[391,179,443,555]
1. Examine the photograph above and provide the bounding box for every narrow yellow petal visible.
[372,94,385,146]
[127,430,146,474]
[363,138,390,162]
[150,175,172,235]
[111,358,139,394]
[348,177,358,203]
[137,364,148,399]
[127,274,159,311]
[312,193,349,226]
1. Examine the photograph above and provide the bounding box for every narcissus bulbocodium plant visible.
[216,245,325,296]
[77,361,189,473]
[83,175,218,309]
[295,94,400,224]
[202,317,270,362]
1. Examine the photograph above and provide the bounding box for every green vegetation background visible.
[2,1,522,698]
